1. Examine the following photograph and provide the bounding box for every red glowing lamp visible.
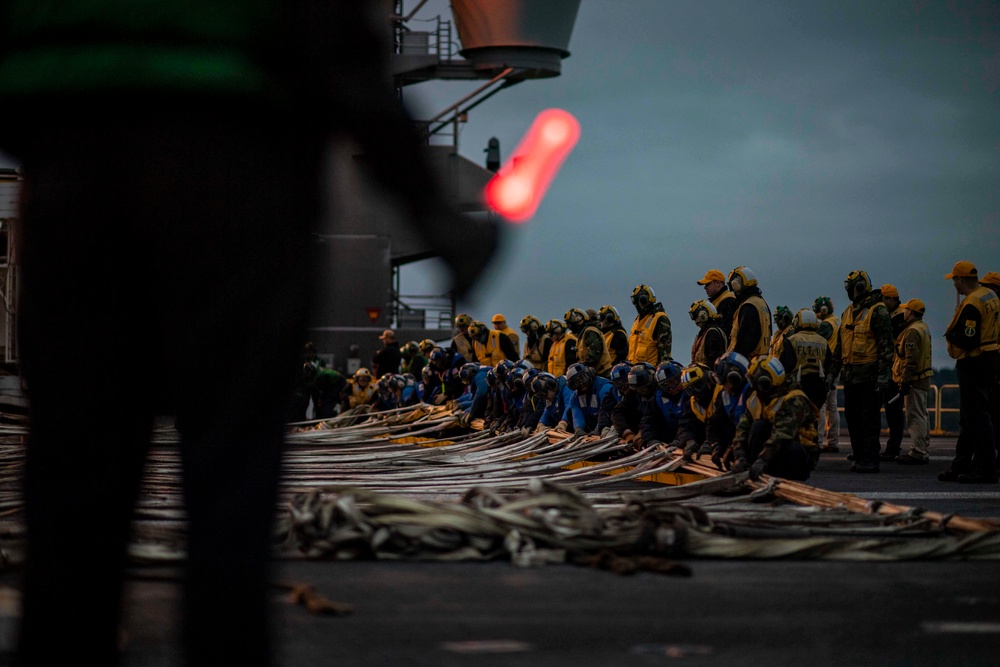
[484,108,580,222]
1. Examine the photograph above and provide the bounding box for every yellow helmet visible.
[793,308,819,330]
[747,355,785,397]
[688,300,719,325]
[727,266,759,293]
[520,315,542,334]
[454,313,472,328]
[564,307,587,328]
[630,284,656,311]
[468,321,488,339]
[844,270,872,301]
[598,305,620,327]
[354,367,372,381]
[419,339,436,355]
[680,364,713,395]
[545,319,565,336]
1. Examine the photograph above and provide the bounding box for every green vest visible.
[0,1,278,98]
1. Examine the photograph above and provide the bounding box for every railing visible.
[833,383,962,436]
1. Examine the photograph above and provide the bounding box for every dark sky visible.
[403,0,999,368]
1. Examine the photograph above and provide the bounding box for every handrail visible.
[832,383,962,436]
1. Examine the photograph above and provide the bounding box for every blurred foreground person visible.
[940,261,999,484]
[0,2,497,665]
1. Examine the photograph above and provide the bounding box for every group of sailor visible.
[339,263,1000,484]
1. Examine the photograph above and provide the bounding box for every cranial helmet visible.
[565,362,595,392]
[355,367,372,382]
[468,321,488,341]
[654,360,684,393]
[454,313,472,329]
[680,364,714,397]
[530,372,558,396]
[609,362,632,391]
[688,300,719,326]
[459,362,481,384]
[564,308,588,330]
[793,308,819,330]
[631,285,656,312]
[844,270,872,301]
[727,266,759,294]
[419,339,436,355]
[429,347,448,366]
[813,296,833,317]
[546,319,565,336]
[520,315,542,334]
[494,359,515,383]
[748,355,786,399]
[774,305,793,328]
[598,305,620,328]
[627,362,656,395]
[715,351,750,389]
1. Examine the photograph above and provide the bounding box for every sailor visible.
[688,300,728,371]
[563,363,613,435]
[828,270,893,473]
[598,305,630,365]
[725,266,772,359]
[892,299,934,465]
[613,362,657,447]
[520,315,552,369]
[697,269,737,333]
[566,307,613,377]
[545,319,578,378]
[627,284,671,365]
[638,360,685,449]
[769,306,793,357]
[450,313,476,362]
[878,284,906,461]
[492,313,520,350]
[344,367,377,410]
[372,329,402,376]
[677,364,716,460]
[597,362,632,438]
[981,272,1000,466]
[704,352,752,471]
[939,261,1000,483]
[469,319,517,367]
[814,296,842,453]
[782,309,830,411]
[730,356,814,482]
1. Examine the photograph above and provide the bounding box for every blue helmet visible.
[715,351,750,388]
[627,362,656,393]
[459,362,481,384]
[609,362,632,390]
[530,372,558,396]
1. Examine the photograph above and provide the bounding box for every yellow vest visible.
[786,329,828,378]
[711,290,735,314]
[841,302,887,365]
[474,329,509,367]
[348,381,375,408]
[765,388,818,446]
[946,286,1000,360]
[893,320,933,383]
[547,332,577,377]
[727,295,771,356]
[769,325,790,357]
[524,333,550,368]
[628,311,668,364]
[578,325,612,375]
[822,314,841,354]
[452,332,474,361]
[500,326,521,351]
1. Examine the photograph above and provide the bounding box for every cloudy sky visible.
[402,0,998,368]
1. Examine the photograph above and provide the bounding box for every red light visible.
[485,109,580,222]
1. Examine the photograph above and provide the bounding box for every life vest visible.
[786,329,828,379]
[893,320,933,382]
[765,389,818,446]
[524,333,550,368]
[653,390,683,428]
[547,332,577,377]
[727,295,771,357]
[745,392,765,421]
[822,314,841,354]
[474,329,509,367]
[452,333,474,361]
[577,325,613,375]
[711,290,735,314]
[841,301,887,365]
[348,380,376,408]
[769,326,789,357]
[714,383,749,426]
[690,325,723,366]
[628,311,668,364]
[500,326,521,351]
[946,286,1000,360]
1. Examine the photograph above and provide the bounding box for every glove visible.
[556,420,569,432]
[682,440,700,462]
[574,427,587,436]
[711,444,732,471]
[664,439,682,455]
[433,394,447,405]
[621,429,635,443]
[899,382,910,397]
[730,457,749,474]
[750,458,768,482]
